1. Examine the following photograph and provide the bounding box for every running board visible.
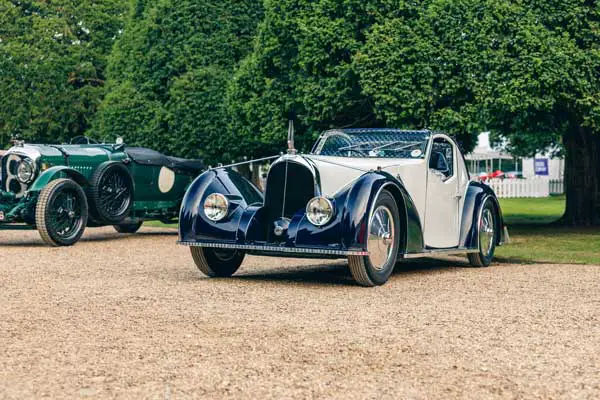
[402,248,478,259]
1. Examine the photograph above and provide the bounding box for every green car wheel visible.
[36,178,88,246]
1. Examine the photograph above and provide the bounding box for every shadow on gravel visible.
[0,230,177,247]
[232,256,471,286]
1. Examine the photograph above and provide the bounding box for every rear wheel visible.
[468,199,497,267]
[113,221,143,233]
[190,247,245,277]
[348,190,400,286]
[36,179,88,246]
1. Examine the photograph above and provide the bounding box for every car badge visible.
[0,211,5,221]
[411,149,423,158]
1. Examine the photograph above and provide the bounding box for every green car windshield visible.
[311,129,430,159]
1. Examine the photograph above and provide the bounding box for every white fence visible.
[486,178,551,198]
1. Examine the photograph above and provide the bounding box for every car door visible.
[424,136,460,248]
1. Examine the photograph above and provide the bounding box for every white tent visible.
[465,132,514,174]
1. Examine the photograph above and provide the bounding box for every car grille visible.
[263,159,315,241]
[1,153,29,197]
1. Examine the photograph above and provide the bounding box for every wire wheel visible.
[88,162,134,224]
[36,179,88,246]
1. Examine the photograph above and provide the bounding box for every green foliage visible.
[0,0,127,147]
[94,0,263,164]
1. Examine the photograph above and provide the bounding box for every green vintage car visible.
[0,137,203,246]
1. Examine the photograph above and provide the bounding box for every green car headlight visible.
[16,159,36,184]
[204,193,229,222]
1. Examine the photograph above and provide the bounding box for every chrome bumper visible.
[177,241,369,256]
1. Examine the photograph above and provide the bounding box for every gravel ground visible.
[0,226,598,399]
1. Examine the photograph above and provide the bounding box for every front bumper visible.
[178,241,369,257]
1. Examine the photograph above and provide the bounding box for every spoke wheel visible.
[348,190,400,287]
[88,162,134,224]
[36,179,88,246]
[468,198,497,267]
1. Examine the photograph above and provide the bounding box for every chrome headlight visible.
[306,196,334,226]
[17,158,36,183]
[203,193,229,222]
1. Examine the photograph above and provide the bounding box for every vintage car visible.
[0,136,203,246]
[178,128,508,286]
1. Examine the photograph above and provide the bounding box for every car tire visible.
[88,162,134,224]
[468,198,497,267]
[190,247,245,277]
[36,178,88,246]
[348,190,400,286]
[113,221,143,233]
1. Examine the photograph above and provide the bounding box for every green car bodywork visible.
[0,139,203,245]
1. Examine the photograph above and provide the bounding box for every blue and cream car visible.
[179,128,508,286]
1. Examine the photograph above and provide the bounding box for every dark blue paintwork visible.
[459,181,506,249]
[178,161,426,256]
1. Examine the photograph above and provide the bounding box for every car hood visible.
[305,155,425,196]
[5,144,115,162]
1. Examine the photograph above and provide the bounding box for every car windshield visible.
[311,129,430,159]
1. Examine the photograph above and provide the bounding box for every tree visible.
[0,0,127,147]
[94,0,263,165]
[357,0,599,226]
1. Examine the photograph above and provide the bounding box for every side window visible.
[429,138,454,179]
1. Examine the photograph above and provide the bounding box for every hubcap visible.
[367,206,395,271]
[479,208,495,257]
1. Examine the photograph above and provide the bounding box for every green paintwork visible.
[0,141,201,230]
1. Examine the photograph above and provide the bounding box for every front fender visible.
[337,171,424,254]
[178,169,263,242]
[28,166,88,193]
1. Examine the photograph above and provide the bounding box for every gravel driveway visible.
[1,227,598,399]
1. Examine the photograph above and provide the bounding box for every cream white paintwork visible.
[305,133,470,249]
[158,166,176,193]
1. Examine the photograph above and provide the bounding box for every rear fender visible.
[341,171,424,254]
[178,169,263,242]
[28,166,88,193]
[460,181,506,248]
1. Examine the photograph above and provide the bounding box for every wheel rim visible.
[49,189,83,239]
[367,206,395,271]
[99,170,131,217]
[479,208,495,257]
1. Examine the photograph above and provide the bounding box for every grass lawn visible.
[144,194,599,265]
[497,195,600,265]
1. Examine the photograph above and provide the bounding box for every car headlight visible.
[204,193,229,222]
[306,196,334,226]
[17,159,36,184]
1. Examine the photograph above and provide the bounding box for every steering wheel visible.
[70,136,98,145]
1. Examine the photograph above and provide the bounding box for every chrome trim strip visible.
[177,241,369,256]
[402,248,478,259]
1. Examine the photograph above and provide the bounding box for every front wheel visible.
[348,190,400,286]
[36,179,88,246]
[468,198,497,267]
[190,247,245,277]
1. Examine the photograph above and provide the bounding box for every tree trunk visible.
[562,126,600,226]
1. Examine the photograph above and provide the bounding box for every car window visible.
[429,138,454,178]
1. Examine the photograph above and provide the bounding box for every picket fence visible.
[486,178,553,198]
